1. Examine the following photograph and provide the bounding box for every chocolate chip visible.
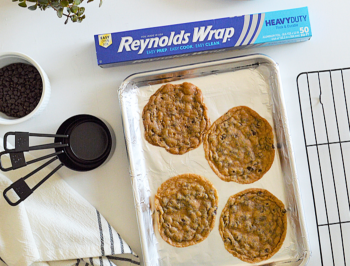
[0,63,42,118]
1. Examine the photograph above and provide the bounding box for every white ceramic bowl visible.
[0,52,51,125]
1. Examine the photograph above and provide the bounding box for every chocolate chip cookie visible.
[155,173,218,247]
[142,82,210,155]
[219,188,287,263]
[203,106,275,184]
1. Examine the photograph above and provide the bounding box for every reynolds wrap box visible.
[94,7,311,67]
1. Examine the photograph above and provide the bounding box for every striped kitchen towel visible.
[0,140,140,266]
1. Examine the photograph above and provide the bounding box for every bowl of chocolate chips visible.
[0,52,50,125]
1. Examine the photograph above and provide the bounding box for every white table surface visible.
[0,0,349,265]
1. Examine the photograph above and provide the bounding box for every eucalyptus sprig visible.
[13,0,102,24]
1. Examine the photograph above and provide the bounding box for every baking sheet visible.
[118,54,310,266]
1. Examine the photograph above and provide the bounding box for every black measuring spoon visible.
[1,114,115,206]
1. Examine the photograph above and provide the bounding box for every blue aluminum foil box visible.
[94,7,311,67]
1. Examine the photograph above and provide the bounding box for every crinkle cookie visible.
[219,188,287,263]
[142,82,210,155]
[155,173,218,247]
[204,106,275,184]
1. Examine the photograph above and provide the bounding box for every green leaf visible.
[66,7,71,13]
[28,4,37,10]
[87,0,93,3]
[70,14,78,22]
[57,7,63,17]
[27,0,36,2]
[73,0,81,5]
[70,5,78,13]
[12,0,19,2]
[77,6,84,16]
[68,0,73,3]
[60,0,69,7]
[99,0,102,7]
[38,0,49,4]
[18,2,27,7]
[78,14,85,22]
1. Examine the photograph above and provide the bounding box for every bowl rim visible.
[0,51,49,125]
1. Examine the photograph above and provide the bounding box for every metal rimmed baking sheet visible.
[118,54,310,266]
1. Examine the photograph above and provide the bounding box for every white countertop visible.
[0,0,349,265]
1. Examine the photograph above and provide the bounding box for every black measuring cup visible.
[1,114,115,206]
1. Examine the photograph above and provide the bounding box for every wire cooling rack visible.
[297,68,350,266]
